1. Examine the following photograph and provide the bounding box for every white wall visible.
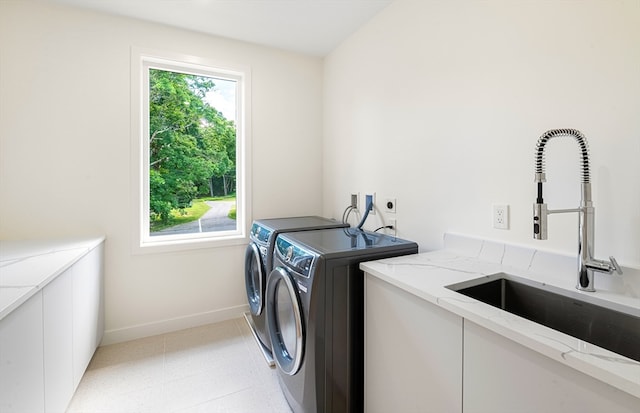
[324,0,640,267]
[0,1,324,343]
[2,0,639,344]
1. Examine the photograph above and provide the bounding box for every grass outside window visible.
[150,196,236,232]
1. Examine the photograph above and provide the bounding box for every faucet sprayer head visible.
[533,202,548,240]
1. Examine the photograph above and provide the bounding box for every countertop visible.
[0,236,105,320]
[360,233,640,399]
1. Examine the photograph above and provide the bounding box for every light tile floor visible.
[67,318,292,413]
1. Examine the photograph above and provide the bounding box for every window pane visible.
[147,68,238,238]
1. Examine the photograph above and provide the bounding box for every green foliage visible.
[150,198,212,232]
[228,205,237,220]
[149,69,237,223]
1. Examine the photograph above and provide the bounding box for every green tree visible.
[149,69,236,223]
[202,111,237,196]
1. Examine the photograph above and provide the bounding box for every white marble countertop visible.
[0,236,105,320]
[360,233,640,399]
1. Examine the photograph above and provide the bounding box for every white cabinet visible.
[72,246,104,387]
[364,272,639,412]
[0,291,45,413]
[364,274,463,413]
[43,263,74,413]
[463,320,640,413]
[0,240,104,413]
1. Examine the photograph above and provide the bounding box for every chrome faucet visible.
[533,128,622,292]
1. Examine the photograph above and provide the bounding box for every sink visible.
[446,274,640,362]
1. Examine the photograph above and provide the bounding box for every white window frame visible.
[131,47,252,254]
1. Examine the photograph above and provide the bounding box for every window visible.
[131,48,251,252]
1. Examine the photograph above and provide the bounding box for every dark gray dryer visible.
[244,217,348,365]
[266,228,418,413]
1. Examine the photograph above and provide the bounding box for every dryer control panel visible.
[275,237,316,278]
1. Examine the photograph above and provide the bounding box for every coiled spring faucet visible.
[533,128,622,292]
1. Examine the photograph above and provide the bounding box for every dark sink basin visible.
[446,274,640,362]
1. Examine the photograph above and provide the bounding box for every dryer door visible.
[244,243,264,316]
[266,266,304,375]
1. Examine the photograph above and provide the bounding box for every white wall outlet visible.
[493,204,509,229]
[385,198,396,213]
[388,218,397,236]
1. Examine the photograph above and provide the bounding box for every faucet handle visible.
[609,256,623,275]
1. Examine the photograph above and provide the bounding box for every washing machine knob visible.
[285,246,294,262]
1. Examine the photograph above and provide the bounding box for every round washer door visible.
[266,266,304,375]
[244,243,264,316]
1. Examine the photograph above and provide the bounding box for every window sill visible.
[132,233,248,255]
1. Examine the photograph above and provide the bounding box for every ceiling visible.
[44,0,395,56]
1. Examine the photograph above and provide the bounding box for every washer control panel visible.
[250,223,274,260]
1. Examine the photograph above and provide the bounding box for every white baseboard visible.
[100,304,250,346]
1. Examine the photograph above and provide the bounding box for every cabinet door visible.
[463,320,640,413]
[72,246,104,388]
[365,274,463,413]
[0,291,45,413]
[43,268,74,413]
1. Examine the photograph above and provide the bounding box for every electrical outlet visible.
[493,204,509,229]
[365,193,376,215]
[388,218,397,236]
[385,198,396,213]
[350,193,358,209]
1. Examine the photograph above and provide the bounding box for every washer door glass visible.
[245,243,264,316]
[267,267,304,375]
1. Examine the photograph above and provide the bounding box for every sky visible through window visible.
[206,79,236,122]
